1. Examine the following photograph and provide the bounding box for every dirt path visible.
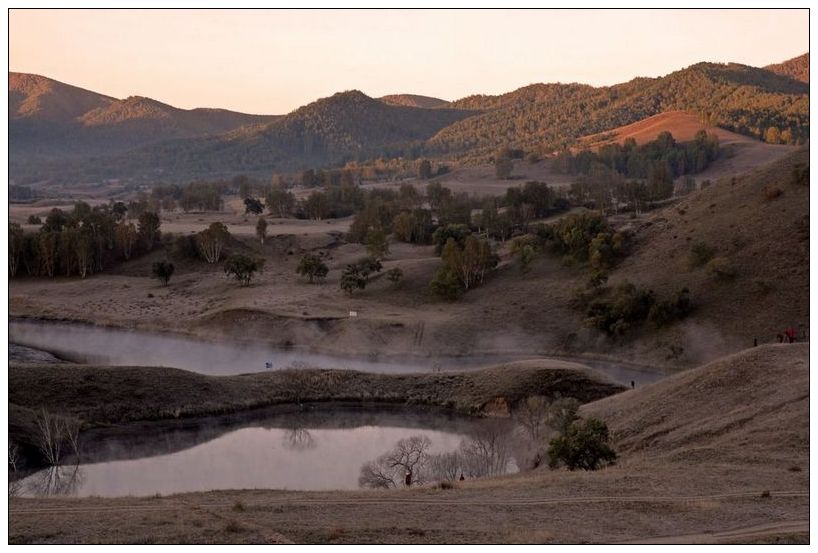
[620,519,809,544]
[11,489,807,515]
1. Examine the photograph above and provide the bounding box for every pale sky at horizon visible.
[9,9,809,115]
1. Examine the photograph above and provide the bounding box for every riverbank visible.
[9,359,625,469]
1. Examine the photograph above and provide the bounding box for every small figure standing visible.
[404,470,412,487]
[459,473,465,482]
[785,327,797,343]
[630,380,635,389]
[753,337,758,347]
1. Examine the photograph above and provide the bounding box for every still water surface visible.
[9,319,663,385]
[15,410,474,497]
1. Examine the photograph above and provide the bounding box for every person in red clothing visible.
[785,327,797,343]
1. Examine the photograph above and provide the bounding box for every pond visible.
[11,407,515,497]
[9,319,664,385]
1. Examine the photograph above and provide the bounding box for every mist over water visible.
[15,410,476,497]
[9,319,664,385]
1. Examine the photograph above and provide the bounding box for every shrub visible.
[584,282,655,336]
[224,254,265,286]
[296,254,328,283]
[548,212,611,263]
[432,224,471,255]
[386,267,404,288]
[429,267,464,300]
[547,418,616,471]
[706,257,737,280]
[27,215,42,225]
[243,197,264,215]
[588,232,625,271]
[151,260,175,286]
[648,287,692,326]
[337,256,383,295]
[365,227,390,260]
[173,235,201,260]
[688,241,715,268]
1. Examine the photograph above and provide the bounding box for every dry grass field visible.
[9,344,808,544]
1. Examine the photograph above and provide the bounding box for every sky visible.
[9,9,810,115]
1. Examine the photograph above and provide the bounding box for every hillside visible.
[380,94,449,108]
[765,53,809,83]
[584,343,808,467]
[9,55,809,184]
[9,72,278,164]
[23,90,476,182]
[604,147,809,362]
[577,110,797,181]
[428,61,808,160]
[579,110,753,148]
[9,72,114,122]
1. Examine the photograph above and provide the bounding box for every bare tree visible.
[34,409,81,466]
[359,435,432,489]
[282,419,315,451]
[513,396,550,442]
[8,442,20,473]
[459,420,516,478]
[25,464,84,497]
[426,450,464,482]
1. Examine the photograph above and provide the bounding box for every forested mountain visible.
[427,61,809,160]
[8,54,809,184]
[765,53,809,83]
[9,72,279,163]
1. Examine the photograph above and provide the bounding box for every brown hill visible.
[9,72,114,122]
[578,110,798,181]
[9,72,279,164]
[579,110,753,148]
[765,53,809,83]
[379,94,449,109]
[584,343,808,467]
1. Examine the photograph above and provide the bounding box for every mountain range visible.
[9,53,809,184]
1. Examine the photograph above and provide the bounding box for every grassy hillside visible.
[606,147,809,359]
[579,110,754,148]
[584,343,808,467]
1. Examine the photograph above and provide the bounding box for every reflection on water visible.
[14,465,84,498]
[9,319,664,385]
[14,409,477,498]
